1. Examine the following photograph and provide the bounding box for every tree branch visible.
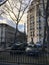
[19,0,31,22]
[7,0,17,20]
[3,8,17,22]
[17,0,22,21]
[0,0,8,6]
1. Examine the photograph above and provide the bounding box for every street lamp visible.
[0,0,7,6]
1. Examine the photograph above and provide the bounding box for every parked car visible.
[10,42,27,55]
[25,45,41,56]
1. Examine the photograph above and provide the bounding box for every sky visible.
[0,13,27,32]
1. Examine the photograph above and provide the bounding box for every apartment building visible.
[27,0,47,44]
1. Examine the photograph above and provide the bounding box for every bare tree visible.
[45,0,49,50]
[43,0,49,43]
[1,0,31,43]
[37,0,49,51]
[42,0,49,50]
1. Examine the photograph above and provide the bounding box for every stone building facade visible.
[27,0,47,44]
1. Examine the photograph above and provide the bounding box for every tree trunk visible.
[42,0,46,51]
[47,0,49,51]
[14,22,18,43]
[42,0,49,51]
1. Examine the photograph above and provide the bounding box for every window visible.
[30,27,32,30]
[30,16,34,23]
[36,5,39,16]
[37,26,41,29]
[39,27,41,29]
[37,33,42,36]
[33,31,34,36]
[39,34,41,36]
[30,32,32,36]
[30,21,33,23]
[31,1,33,5]
[33,28,34,30]
[37,34,38,36]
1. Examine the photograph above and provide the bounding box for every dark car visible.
[10,42,27,55]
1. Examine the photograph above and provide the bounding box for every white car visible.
[25,45,40,56]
